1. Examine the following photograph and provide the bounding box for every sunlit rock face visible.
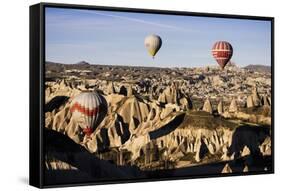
[44,62,272,173]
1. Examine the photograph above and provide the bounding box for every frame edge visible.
[29,3,43,188]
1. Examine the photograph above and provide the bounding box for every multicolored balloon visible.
[70,91,107,136]
[144,34,162,59]
[212,41,233,69]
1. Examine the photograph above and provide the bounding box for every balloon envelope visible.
[144,34,162,58]
[212,41,233,69]
[70,91,107,136]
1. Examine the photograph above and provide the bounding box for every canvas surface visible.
[42,5,273,186]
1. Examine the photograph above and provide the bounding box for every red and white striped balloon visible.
[212,41,233,69]
[70,91,107,136]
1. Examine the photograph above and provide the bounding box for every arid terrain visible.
[44,61,272,184]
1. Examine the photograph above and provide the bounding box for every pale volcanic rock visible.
[158,92,167,103]
[260,136,271,156]
[105,94,124,112]
[45,100,83,143]
[212,75,225,86]
[178,97,188,110]
[84,120,127,153]
[243,165,249,172]
[106,113,131,147]
[247,95,254,108]
[127,85,133,97]
[122,134,150,160]
[157,85,185,105]
[241,146,251,157]
[44,62,272,171]
[107,81,116,94]
[117,96,150,125]
[59,79,67,88]
[202,99,213,114]
[221,145,230,161]
[76,81,88,91]
[170,150,185,162]
[178,96,193,110]
[268,96,271,105]
[252,86,261,107]
[129,116,138,130]
[45,112,53,129]
[203,137,215,154]
[229,98,238,113]
[158,86,176,104]
[45,158,77,170]
[261,95,270,106]
[221,163,232,173]
[45,87,52,98]
[160,104,180,119]
[51,103,71,132]
[194,138,202,162]
[45,81,81,103]
[223,111,271,125]
[150,102,162,122]
[218,100,224,114]
[147,108,156,122]
[211,130,222,153]
[151,114,236,163]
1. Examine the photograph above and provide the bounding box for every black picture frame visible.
[30,2,274,188]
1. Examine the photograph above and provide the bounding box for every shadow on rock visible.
[228,124,270,159]
[45,96,69,112]
[149,113,185,139]
[44,128,145,184]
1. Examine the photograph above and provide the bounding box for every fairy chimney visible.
[108,81,116,94]
[127,85,133,97]
[229,98,238,113]
[202,98,213,114]
[221,163,232,173]
[247,95,254,108]
[218,100,224,114]
[252,85,261,107]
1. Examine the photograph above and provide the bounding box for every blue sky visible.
[45,7,271,68]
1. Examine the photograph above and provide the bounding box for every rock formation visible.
[247,95,254,108]
[261,95,270,106]
[221,163,232,173]
[229,98,238,113]
[218,100,224,114]
[108,81,116,94]
[44,62,272,173]
[202,98,213,114]
[252,85,261,107]
[127,85,133,97]
[243,165,249,172]
[241,146,251,157]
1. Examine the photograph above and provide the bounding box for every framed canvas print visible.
[29,3,274,188]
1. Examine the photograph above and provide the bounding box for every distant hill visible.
[45,61,169,71]
[243,65,271,73]
[46,61,92,72]
[73,61,91,67]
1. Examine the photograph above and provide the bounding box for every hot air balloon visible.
[144,34,162,59]
[212,41,233,69]
[70,91,107,136]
